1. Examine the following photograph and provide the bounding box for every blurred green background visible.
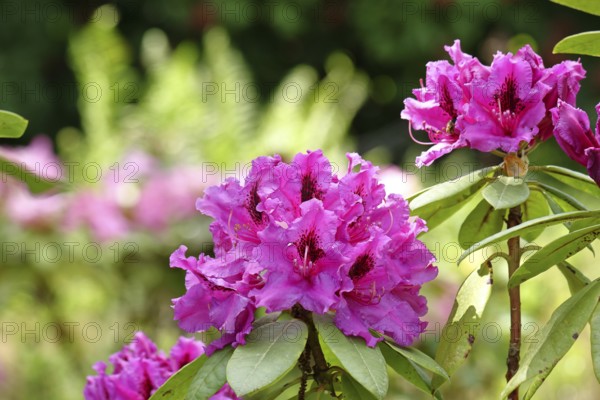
[1,0,599,399]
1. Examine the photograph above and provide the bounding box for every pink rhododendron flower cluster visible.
[171,150,437,349]
[402,40,585,166]
[84,332,238,400]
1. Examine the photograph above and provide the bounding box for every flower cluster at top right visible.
[401,39,600,186]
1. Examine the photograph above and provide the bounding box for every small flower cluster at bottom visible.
[84,332,238,400]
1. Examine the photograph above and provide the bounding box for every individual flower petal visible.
[414,139,467,167]
[169,337,204,370]
[585,147,600,186]
[538,60,586,140]
[550,100,599,166]
[444,39,490,85]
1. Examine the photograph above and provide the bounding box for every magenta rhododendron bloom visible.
[84,332,238,400]
[551,100,600,186]
[401,41,482,167]
[462,49,550,152]
[172,150,437,347]
[402,40,585,166]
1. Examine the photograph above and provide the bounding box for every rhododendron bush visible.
[4,1,600,399]
[127,26,599,400]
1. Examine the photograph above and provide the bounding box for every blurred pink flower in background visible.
[377,165,422,198]
[134,166,205,232]
[1,136,208,241]
[0,136,65,229]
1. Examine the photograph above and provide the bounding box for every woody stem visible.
[506,205,522,400]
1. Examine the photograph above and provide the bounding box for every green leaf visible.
[244,366,302,400]
[542,191,595,254]
[149,354,208,399]
[314,314,388,400]
[591,303,600,383]
[0,110,28,138]
[502,279,600,398]
[542,191,575,227]
[458,198,505,249]
[554,31,600,56]
[530,181,588,211]
[383,341,449,381]
[415,196,477,232]
[432,265,492,389]
[457,210,600,265]
[226,319,308,396]
[508,223,600,288]
[482,176,530,210]
[0,156,57,194]
[188,346,233,400]
[536,166,599,196]
[557,262,591,294]
[551,0,600,16]
[409,166,498,229]
[341,372,378,400]
[379,343,443,399]
[521,190,549,242]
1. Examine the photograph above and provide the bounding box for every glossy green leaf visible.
[543,192,595,254]
[530,181,588,211]
[557,262,591,294]
[457,210,600,265]
[521,190,549,242]
[590,303,600,383]
[570,215,600,234]
[543,191,574,227]
[383,341,449,381]
[226,319,308,396]
[244,366,302,400]
[341,372,378,400]
[508,223,600,288]
[405,186,432,203]
[149,354,208,399]
[0,156,57,194]
[536,166,599,196]
[415,196,477,232]
[379,343,442,399]
[554,31,600,56]
[432,265,492,389]
[502,279,600,398]
[188,346,233,400]
[0,110,28,138]
[409,167,498,229]
[551,0,600,17]
[458,198,505,249]
[314,314,388,400]
[482,176,530,210]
